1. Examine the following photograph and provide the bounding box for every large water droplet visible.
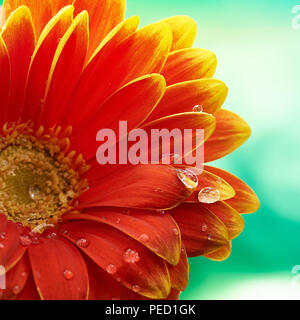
[76,238,89,248]
[28,184,42,200]
[19,234,32,246]
[193,105,203,112]
[123,249,140,264]
[198,187,220,204]
[106,264,117,275]
[138,234,150,242]
[63,269,74,280]
[176,169,199,189]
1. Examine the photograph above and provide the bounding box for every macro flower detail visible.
[0,0,259,300]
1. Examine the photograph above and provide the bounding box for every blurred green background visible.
[1,0,299,300]
[126,0,300,299]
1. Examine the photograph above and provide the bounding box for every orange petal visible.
[204,109,251,162]
[168,246,189,291]
[0,253,30,300]
[147,79,228,122]
[61,220,171,299]
[51,0,74,14]
[200,202,244,239]
[41,10,88,128]
[74,0,126,59]
[22,5,74,124]
[204,242,232,261]
[0,35,10,126]
[161,48,217,86]
[4,0,52,37]
[170,203,229,257]
[1,5,35,122]
[28,234,89,300]
[64,208,181,265]
[67,20,171,121]
[205,165,260,214]
[160,16,197,51]
[15,273,40,300]
[81,164,193,210]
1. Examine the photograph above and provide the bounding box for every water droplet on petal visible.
[63,269,74,280]
[157,210,165,214]
[106,264,117,275]
[208,234,213,241]
[46,231,57,239]
[173,228,179,236]
[0,243,4,249]
[19,234,32,246]
[116,218,121,224]
[122,209,130,215]
[138,234,150,242]
[76,238,89,248]
[198,187,220,204]
[21,271,28,278]
[132,284,141,292]
[0,232,6,240]
[193,105,203,112]
[28,184,42,200]
[177,169,199,189]
[12,285,21,295]
[201,224,208,232]
[123,249,140,264]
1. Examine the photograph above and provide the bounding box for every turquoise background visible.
[1,0,299,299]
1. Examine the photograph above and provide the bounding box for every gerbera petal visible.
[204,241,232,261]
[0,253,30,300]
[63,208,181,265]
[74,0,126,59]
[22,5,74,124]
[205,165,260,214]
[160,16,197,51]
[168,246,189,291]
[147,79,228,122]
[61,220,171,299]
[204,109,251,162]
[28,234,89,300]
[81,164,194,210]
[170,203,229,257]
[66,21,171,124]
[41,10,88,128]
[186,169,235,202]
[15,273,40,300]
[1,5,35,123]
[72,74,166,144]
[3,0,52,37]
[0,214,26,271]
[51,0,74,14]
[161,48,217,86]
[0,35,10,126]
[200,202,245,239]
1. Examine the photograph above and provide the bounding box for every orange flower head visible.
[0,0,259,300]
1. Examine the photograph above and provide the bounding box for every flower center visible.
[0,123,89,228]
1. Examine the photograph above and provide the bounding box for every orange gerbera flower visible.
[0,0,259,300]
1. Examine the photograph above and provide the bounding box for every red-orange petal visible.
[147,79,228,122]
[51,0,74,14]
[204,241,232,261]
[0,253,30,300]
[4,0,52,37]
[61,220,171,299]
[81,164,194,210]
[205,165,260,214]
[160,16,197,51]
[170,203,229,257]
[41,10,88,128]
[15,273,40,300]
[63,208,181,265]
[204,109,251,162]
[28,234,89,300]
[161,48,217,86]
[0,35,10,126]
[200,202,245,239]
[1,5,35,123]
[22,5,74,124]
[74,0,126,59]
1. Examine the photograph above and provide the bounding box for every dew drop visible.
[176,169,199,189]
[0,232,6,240]
[12,285,21,295]
[138,234,150,243]
[123,249,140,264]
[201,224,208,232]
[198,187,220,204]
[63,269,74,280]
[157,209,166,214]
[21,271,28,278]
[28,184,42,201]
[132,284,141,292]
[76,238,89,248]
[116,218,121,224]
[173,228,179,236]
[122,209,130,215]
[106,264,117,275]
[19,234,32,246]
[208,234,213,241]
[193,105,203,112]
[0,243,4,249]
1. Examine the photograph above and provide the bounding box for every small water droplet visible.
[123,249,140,264]
[157,209,165,214]
[116,218,121,224]
[198,187,220,204]
[12,285,21,295]
[138,234,150,242]
[176,169,199,189]
[193,105,203,112]
[122,209,130,215]
[106,264,117,275]
[132,284,141,292]
[0,243,4,249]
[46,232,57,239]
[0,232,6,240]
[31,236,40,245]
[21,271,28,278]
[201,224,208,232]
[173,228,179,236]
[63,269,74,280]
[76,238,89,248]
[208,234,213,241]
[28,184,42,201]
[19,234,32,246]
